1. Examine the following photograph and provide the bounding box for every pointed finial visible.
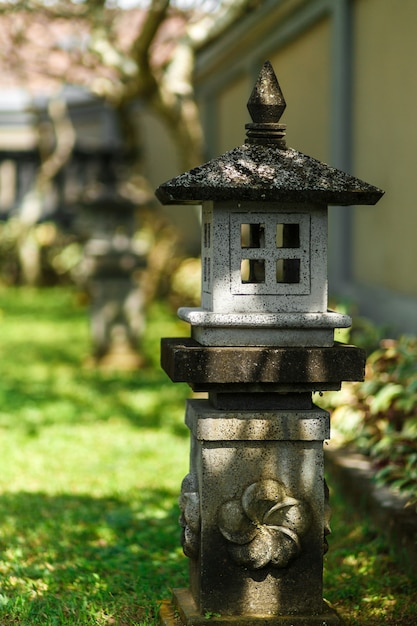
[247,61,286,122]
[245,61,287,147]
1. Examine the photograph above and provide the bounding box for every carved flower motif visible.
[218,478,311,570]
[179,473,200,559]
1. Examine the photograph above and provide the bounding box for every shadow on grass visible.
[0,288,191,438]
[0,365,190,438]
[323,481,417,626]
[1,487,415,625]
[0,489,187,625]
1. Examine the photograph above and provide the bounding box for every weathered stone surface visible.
[159,589,343,625]
[185,399,330,441]
[179,309,351,329]
[181,307,351,345]
[155,60,382,209]
[161,338,366,387]
[197,202,331,317]
[181,399,328,617]
[247,60,286,124]
[155,143,383,206]
[209,391,312,410]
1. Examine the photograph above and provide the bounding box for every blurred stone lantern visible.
[156,62,383,625]
[77,151,146,368]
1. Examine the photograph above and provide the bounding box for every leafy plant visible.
[319,326,417,508]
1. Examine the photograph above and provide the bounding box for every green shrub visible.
[319,318,417,509]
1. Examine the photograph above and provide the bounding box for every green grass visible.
[0,287,190,625]
[323,485,417,625]
[0,286,415,625]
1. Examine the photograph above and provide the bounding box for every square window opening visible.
[241,223,265,248]
[241,259,265,283]
[276,258,300,283]
[276,223,300,248]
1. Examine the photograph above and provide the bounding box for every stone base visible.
[159,589,343,625]
[160,338,366,392]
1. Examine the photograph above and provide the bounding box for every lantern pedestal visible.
[159,339,363,624]
[183,400,328,612]
[161,338,366,393]
[159,399,343,625]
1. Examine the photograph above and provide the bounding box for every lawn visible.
[0,286,415,625]
[0,286,190,625]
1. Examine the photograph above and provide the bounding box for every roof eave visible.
[155,144,384,207]
[155,186,384,206]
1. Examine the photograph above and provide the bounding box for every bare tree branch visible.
[0,0,265,175]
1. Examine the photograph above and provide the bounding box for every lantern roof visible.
[156,61,383,207]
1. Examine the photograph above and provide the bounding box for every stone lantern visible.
[157,62,383,625]
[77,151,146,368]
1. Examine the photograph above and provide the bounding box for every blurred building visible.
[193,0,417,334]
